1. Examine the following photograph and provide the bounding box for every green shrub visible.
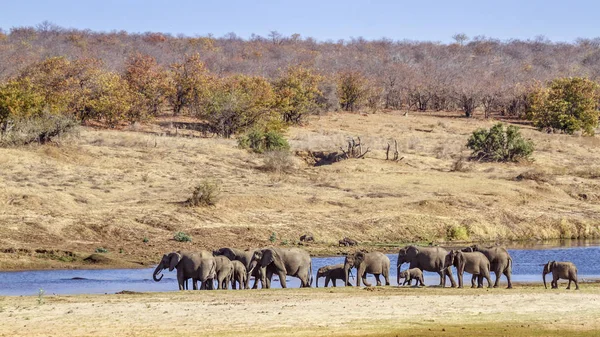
[186,180,220,206]
[466,123,534,162]
[527,77,599,135]
[95,247,108,253]
[447,225,469,241]
[269,232,277,243]
[238,129,289,153]
[173,231,192,242]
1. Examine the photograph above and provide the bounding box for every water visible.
[1,243,599,296]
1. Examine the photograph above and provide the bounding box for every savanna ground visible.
[1,283,599,337]
[1,111,600,269]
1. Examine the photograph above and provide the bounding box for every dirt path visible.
[1,284,599,337]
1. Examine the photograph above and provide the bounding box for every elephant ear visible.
[264,249,287,273]
[168,252,181,271]
[220,248,236,260]
[354,251,365,266]
[408,246,419,255]
[455,251,464,268]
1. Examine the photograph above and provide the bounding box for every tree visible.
[337,71,369,112]
[124,53,169,120]
[166,53,211,115]
[527,77,599,135]
[273,66,323,124]
[198,75,276,137]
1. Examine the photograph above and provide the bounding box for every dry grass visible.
[1,111,600,268]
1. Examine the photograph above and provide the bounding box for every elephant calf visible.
[316,264,351,287]
[230,260,248,290]
[397,268,425,287]
[542,261,579,290]
[445,250,492,288]
[213,255,234,290]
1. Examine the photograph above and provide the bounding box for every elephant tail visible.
[309,261,313,287]
[507,256,513,273]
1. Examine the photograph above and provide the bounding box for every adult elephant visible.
[463,245,513,288]
[344,251,390,287]
[542,261,579,290]
[445,250,492,288]
[230,260,248,290]
[152,251,215,290]
[248,247,312,288]
[213,247,261,289]
[397,245,457,287]
[316,263,352,287]
[213,255,233,290]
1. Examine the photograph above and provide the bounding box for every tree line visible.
[1,23,599,137]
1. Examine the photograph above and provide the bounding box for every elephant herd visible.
[152,244,580,290]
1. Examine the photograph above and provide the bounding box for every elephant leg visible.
[574,278,579,290]
[177,275,185,291]
[492,268,502,288]
[471,274,477,288]
[437,271,444,287]
[567,279,572,290]
[418,276,425,287]
[192,278,198,290]
[445,269,457,288]
[503,266,513,289]
[457,270,464,288]
[278,270,287,288]
[374,274,382,286]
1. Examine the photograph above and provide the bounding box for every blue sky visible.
[1,0,599,42]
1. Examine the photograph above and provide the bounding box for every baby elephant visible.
[397,268,425,287]
[542,261,579,290]
[316,264,352,287]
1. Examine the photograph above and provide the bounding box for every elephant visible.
[213,255,234,290]
[463,245,513,288]
[152,251,215,290]
[248,247,312,288]
[542,261,579,290]
[230,260,248,290]
[213,247,262,289]
[316,264,352,287]
[445,250,492,288]
[397,246,457,287]
[339,237,358,246]
[344,251,390,287]
[397,268,425,287]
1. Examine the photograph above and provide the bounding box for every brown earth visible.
[1,111,600,270]
[1,283,599,336]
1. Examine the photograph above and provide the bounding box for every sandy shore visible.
[1,283,599,337]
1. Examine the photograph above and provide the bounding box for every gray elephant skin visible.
[153,251,215,290]
[398,268,425,286]
[214,247,261,289]
[542,261,579,290]
[248,247,313,288]
[445,250,492,288]
[463,245,513,288]
[316,263,351,287]
[213,255,233,290]
[230,260,248,290]
[344,251,390,287]
[397,246,457,287]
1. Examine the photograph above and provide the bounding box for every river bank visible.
[1,284,599,337]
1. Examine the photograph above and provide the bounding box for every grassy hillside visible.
[1,111,600,269]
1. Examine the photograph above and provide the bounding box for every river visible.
[1,241,599,296]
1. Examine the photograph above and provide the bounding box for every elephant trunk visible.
[343,265,350,286]
[153,263,164,282]
[316,274,320,288]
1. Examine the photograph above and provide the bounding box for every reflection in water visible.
[0,243,599,296]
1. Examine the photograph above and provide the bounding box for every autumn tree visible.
[337,71,369,112]
[124,53,169,120]
[273,66,323,124]
[527,77,599,135]
[166,53,211,115]
[198,75,276,137]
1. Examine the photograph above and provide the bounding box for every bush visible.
[466,123,534,162]
[269,232,277,243]
[446,225,469,241]
[0,114,78,147]
[173,231,192,242]
[238,129,289,153]
[527,77,599,135]
[95,247,108,253]
[261,150,296,173]
[186,180,220,206]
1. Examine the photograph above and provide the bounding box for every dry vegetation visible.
[2,283,600,336]
[1,111,600,268]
